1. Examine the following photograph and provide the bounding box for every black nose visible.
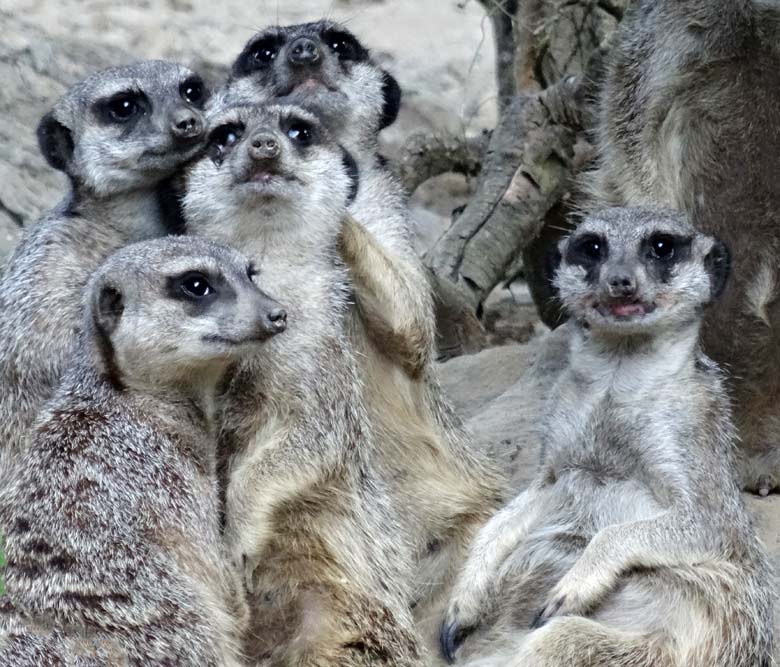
[248,132,281,161]
[606,272,637,297]
[170,107,204,142]
[267,308,287,334]
[288,37,321,66]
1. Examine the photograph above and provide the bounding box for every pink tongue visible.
[610,302,645,318]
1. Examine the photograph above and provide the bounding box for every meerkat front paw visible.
[439,563,502,663]
[740,452,780,496]
[532,557,618,628]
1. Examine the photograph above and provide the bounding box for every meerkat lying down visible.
[441,208,774,667]
[0,237,286,666]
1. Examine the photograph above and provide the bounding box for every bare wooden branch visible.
[424,76,582,314]
[395,131,489,195]
[478,0,521,112]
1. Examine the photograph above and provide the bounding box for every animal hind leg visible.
[516,616,673,667]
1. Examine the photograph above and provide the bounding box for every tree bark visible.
[424,76,582,314]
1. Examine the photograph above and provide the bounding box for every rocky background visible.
[1,0,778,640]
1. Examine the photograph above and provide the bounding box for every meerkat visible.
[183,103,423,667]
[580,0,780,496]
[439,208,774,667]
[0,60,209,485]
[224,22,506,646]
[0,236,288,665]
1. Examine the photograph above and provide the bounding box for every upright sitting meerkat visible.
[225,21,506,642]
[183,103,423,667]
[0,61,209,483]
[0,237,287,666]
[440,208,774,667]
[582,0,780,495]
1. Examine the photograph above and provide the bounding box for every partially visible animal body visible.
[0,237,285,665]
[583,0,780,495]
[441,209,774,666]
[184,104,423,667]
[0,60,208,484]
[226,23,506,647]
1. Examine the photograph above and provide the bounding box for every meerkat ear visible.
[704,239,730,302]
[94,285,125,337]
[341,148,360,205]
[379,71,402,130]
[36,112,74,172]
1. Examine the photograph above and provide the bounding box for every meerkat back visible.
[0,61,209,483]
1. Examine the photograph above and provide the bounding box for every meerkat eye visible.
[179,273,214,299]
[287,121,313,145]
[247,264,258,280]
[577,235,605,261]
[180,77,205,106]
[250,36,283,65]
[322,30,365,62]
[649,234,676,260]
[208,123,244,164]
[101,93,146,123]
[210,123,243,149]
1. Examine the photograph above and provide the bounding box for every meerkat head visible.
[553,207,730,335]
[184,103,357,243]
[226,21,401,142]
[36,61,210,198]
[87,237,287,390]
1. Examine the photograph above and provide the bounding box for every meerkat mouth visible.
[281,77,339,97]
[596,299,657,320]
[242,166,300,186]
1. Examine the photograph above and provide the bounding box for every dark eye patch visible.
[233,34,286,75]
[166,270,226,316]
[180,76,207,107]
[564,233,607,284]
[321,29,369,62]
[641,233,692,283]
[208,122,245,165]
[96,91,149,124]
[281,116,318,148]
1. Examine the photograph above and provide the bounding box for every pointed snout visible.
[254,291,288,340]
[605,266,638,298]
[169,106,204,143]
[248,129,281,161]
[288,36,321,67]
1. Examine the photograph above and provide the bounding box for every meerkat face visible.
[226,21,401,139]
[37,61,210,197]
[184,104,356,241]
[89,237,287,387]
[554,208,730,334]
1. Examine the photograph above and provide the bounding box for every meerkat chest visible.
[544,356,694,495]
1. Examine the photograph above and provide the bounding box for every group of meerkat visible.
[0,4,777,667]
[0,20,503,667]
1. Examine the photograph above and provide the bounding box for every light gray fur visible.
[442,208,774,666]
[0,61,208,485]
[223,23,506,651]
[582,0,780,495]
[183,103,423,666]
[0,237,285,666]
